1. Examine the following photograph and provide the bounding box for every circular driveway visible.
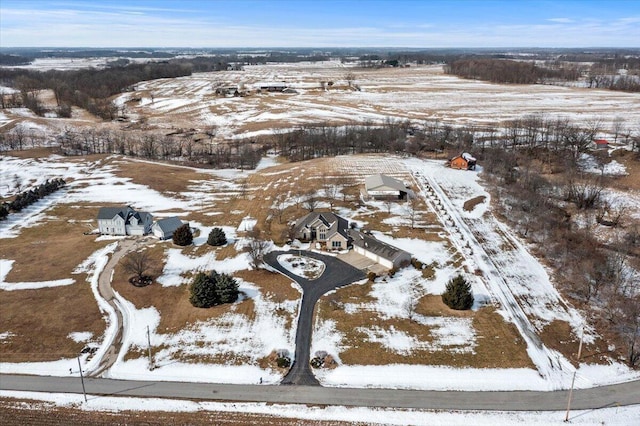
[263,250,366,385]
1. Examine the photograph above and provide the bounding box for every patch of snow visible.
[237,216,257,232]
[0,259,75,290]
[578,153,628,176]
[107,279,298,384]
[277,254,325,280]
[67,332,93,343]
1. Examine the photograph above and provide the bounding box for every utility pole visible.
[77,356,87,403]
[147,325,153,370]
[564,325,584,422]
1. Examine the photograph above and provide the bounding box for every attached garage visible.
[348,230,411,270]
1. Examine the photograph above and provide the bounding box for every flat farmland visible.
[120,63,640,138]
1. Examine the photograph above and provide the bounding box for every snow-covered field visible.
[105,63,640,139]
[2,390,639,426]
[1,153,638,393]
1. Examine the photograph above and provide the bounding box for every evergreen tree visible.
[207,227,227,246]
[172,223,193,246]
[215,273,239,303]
[189,270,239,308]
[0,203,9,220]
[442,275,474,310]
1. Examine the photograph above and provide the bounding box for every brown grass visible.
[539,320,611,366]
[463,195,487,212]
[109,158,212,195]
[0,276,106,362]
[0,204,110,282]
[316,288,533,369]
[0,398,362,426]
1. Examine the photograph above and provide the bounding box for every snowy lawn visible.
[277,254,325,279]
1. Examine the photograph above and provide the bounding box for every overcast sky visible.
[1,0,639,48]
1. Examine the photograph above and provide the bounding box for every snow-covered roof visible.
[461,153,477,162]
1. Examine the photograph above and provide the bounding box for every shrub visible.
[207,227,227,246]
[442,275,474,310]
[367,271,377,282]
[189,270,239,308]
[276,356,291,368]
[0,203,8,220]
[310,357,323,369]
[172,223,193,246]
[411,258,424,270]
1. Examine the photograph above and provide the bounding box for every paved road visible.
[1,374,639,411]
[263,250,366,386]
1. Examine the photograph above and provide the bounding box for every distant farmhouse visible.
[594,139,609,150]
[97,206,153,236]
[293,211,411,269]
[364,174,414,200]
[255,81,288,92]
[447,153,477,170]
[152,217,184,240]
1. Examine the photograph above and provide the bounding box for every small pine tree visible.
[442,275,474,310]
[215,272,239,304]
[189,270,239,308]
[207,227,227,246]
[172,223,193,246]
[189,272,217,308]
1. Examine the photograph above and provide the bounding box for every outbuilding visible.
[364,174,413,200]
[152,217,184,240]
[448,153,477,170]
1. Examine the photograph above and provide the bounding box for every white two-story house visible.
[97,206,153,236]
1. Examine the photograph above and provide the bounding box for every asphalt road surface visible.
[263,250,366,386]
[1,374,639,412]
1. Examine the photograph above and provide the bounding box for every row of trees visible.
[445,58,582,84]
[445,58,640,92]
[0,178,65,220]
[480,144,639,367]
[268,115,639,168]
[0,126,264,170]
[0,62,192,119]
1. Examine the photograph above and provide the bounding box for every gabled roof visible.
[594,139,609,145]
[348,230,410,262]
[294,212,350,240]
[132,211,153,223]
[154,217,183,234]
[365,174,408,192]
[97,206,129,220]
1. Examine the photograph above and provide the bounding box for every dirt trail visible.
[88,238,148,377]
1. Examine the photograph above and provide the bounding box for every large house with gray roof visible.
[97,206,153,236]
[293,212,351,250]
[293,211,411,270]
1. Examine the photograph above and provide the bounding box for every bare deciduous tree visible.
[123,251,151,281]
[303,191,319,212]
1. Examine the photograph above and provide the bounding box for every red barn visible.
[594,139,609,150]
